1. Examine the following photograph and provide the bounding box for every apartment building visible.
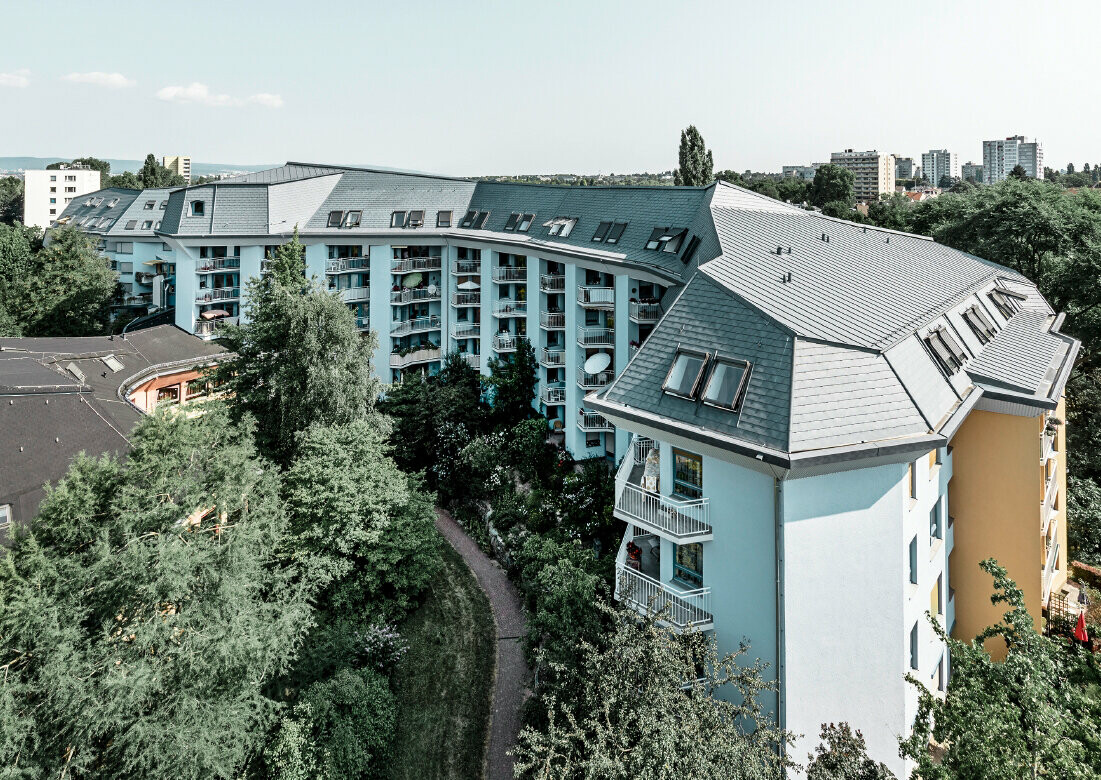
[894,156,917,180]
[55,165,1078,774]
[983,136,1044,183]
[163,155,192,183]
[781,164,820,181]
[22,165,100,228]
[921,149,960,187]
[962,161,984,182]
[830,149,896,202]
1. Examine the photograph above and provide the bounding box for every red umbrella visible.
[1074,611,1089,643]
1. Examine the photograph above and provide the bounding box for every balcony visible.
[197,257,241,273]
[541,383,566,405]
[326,257,369,274]
[452,259,481,275]
[578,286,614,309]
[578,410,613,432]
[390,287,440,304]
[392,256,442,273]
[1043,540,1060,603]
[195,286,240,303]
[134,271,156,286]
[629,301,662,323]
[613,435,712,543]
[614,530,713,631]
[451,322,481,340]
[355,316,370,332]
[461,353,480,371]
[577,367,614,389]
[451,291,481,307]
[390,346,442,369]
[539,348,565,367]
[577,326,615,348]
[390,315,441,337]
[492,266,528,283]
[1042,468,1059,527]
[540,311,565,330]
[493,332,525,353]
[494,300,527,318]
[195,316,238,338]
[540,274,565,293]
[339,286,370,303]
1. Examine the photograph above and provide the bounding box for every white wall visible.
[23,169,100,229]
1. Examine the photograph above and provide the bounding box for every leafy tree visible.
[820,200,860,220]
[777,176,811,204]
[485,337,539,429]
[937,174,955,189]
[673,125,714,186]
[137,153,186,188]
[807,723,895,780]
[0,406,313,779]
[1009,164,1029,180]
[47,157,112,188]
[1068,162,1077,174]
[512,606,791,779]
[808,164,855,207]
[900,559,1101,779]
[0,176,24,224]
[866,193,913,231]
[1067,474,1101,567]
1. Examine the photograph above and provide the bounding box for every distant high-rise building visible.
[982,136,1043,184]
[921,150,960,188]
[163,155,192,183]
[961,161,984,183]
[830,149,895,202]
[781,164,820,181]
[894,156,916,179]
[22,165,101,229]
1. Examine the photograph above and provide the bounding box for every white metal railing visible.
[577,325,614,347]
[1043,467,1059,517]
[578,410,613,431]
[451,292,481,307]
[197,257,241,273]
[461,353,480,371]
[390,315,441,337]
[355,316,370,331]
[392,256,442,273]
[493,266,528,283]
[613,435,711,541]
[629,301,662,323]
[541,383,566,405]
[633,436,656,463]
[577,367,614,389]
[340,286,370,303]
[194,316,239,337]
[494,300,527,317]
[1042,432,1055,464]
[540,274,565,292]
[614,533,712,629]
[451,322,481,339]
[196,287,240,303]
[1043,541,1060,602]
[540,311,565,329]
[578,286,614,307]
[493,332,524,352]
[390,287,440,304]
[390,346,442,368]
[326,257,368,273]
[540,348,565,366]
[452,259,480,275]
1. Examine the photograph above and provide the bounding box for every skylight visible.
[437,210,453,228]
[702,359,751,411]
[160,201,168,209]
[98,198,108,206]
[407,210,424,228]
[545,217,577,237]
[344,210,362,228]
[125,220,137,230]
[144,200,155,210]
[472,211,490,229]
[504,213,521,231]
[592,221,612,242]
[328,210,344,227]
[663,350,709,399]
[592,221,627,244]
[101,354,124,373]
[391,211,407,228]
[459,210,478,228]
[988,287,1024,319]
[924,326,969,376]
[962,305,997,345]
[645,227,687,252]
[517,213,535,232]
[141,220,153,230]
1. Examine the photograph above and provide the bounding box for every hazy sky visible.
[2,0,1098,175]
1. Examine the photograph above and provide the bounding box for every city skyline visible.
[1,0,1098,176]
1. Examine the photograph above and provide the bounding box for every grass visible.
[389,537,496,780]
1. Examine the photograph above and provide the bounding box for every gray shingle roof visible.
[55,188,141,234]
[965,310,1074,399]
[105,188,174,237]
[304,170,475,232]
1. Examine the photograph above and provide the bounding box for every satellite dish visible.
[458,280,480,290]
[584,352,612,374]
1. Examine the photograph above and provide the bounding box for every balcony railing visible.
[355,316,370,331]
[1042,432,1056,464]
[326,257,368,273]
[392,256,442,273]
[390,287,440,304]
[493,332,525,352]
[390,315,441,337]
[614,532,712,630]
[613,434,712,542]
[540,274,565,292]
[339,286,370,303]
[541,383,566,405]
[451,291,481,307]
[629,301,662,323]
[390,346,442,369]
[578,286,614,308]
[195,316,239,338]
[492,266,528,283]
[539,348,565,367]
[451,322,481,339]
[540,311,565,330]
[578,410,613,432]
[452,259,481,275]
[461,353,480,371]
[196,286,241,303]
[494,300,527,318]
[197,257,241,273]
[1043,540,1060,602]
[577,367,614,389]
[577,326,614,347]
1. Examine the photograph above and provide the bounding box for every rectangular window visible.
[605,221,627,244]
[49,175,56,181]
[190,201,205,216]
[909,535,918,584]
[343,210,362,228]
[908,462,918,499]
[50,187,56,193]
[930,500,942,541]
[910,622,919,670]
[407,210,424,228]
[662,228,687,253]
[49,197,56,203]
[924,327,968,376]
[156,386,180,405]
[517,213,535,232]
[592,221,612,242]
[390,210,407,228]
[141,220,153,230]
[672,449,703,499]
[931,574,942,616]
[504,212,521,231]
[663,350,708,399]
[459,210,478,228]
[65,187,76,193]
[673,542,703,587]
[472,211,490,229]
[702,358,751,411]
[645,227,666,250]
[963,305,997,344]
[545,217,577,236]
[160,201,168,209]
[0,503,10,532]
[144,200,155,210]
[327,210,344,227]
[65,175,75,181]
[125,220,137,230]
[437,210,453,228]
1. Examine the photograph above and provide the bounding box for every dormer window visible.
[391,211,407,228]
[924,326,969,376]
[962,305,997,345]
[328,210,344,228]
[437,210,453,228]
[407,210,424,228]
[190,200,205,216]
[663,349,709,399]
[545,216,577,237]
[343,210,362,228]
[702,358,751,411]
[988,287,1023,319]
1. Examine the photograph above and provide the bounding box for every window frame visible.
[517,213,535,232]
[144,200,155,210]
[605,221,627,244]
[125,220,138,230]
[673,542,704,588]
[390,210,407,228]
[672,449,704,501]
[662,348,709,400]
[701,357,752,412]
[0,503,10,532]
[591,221,612,242]
[189,200,205,216]
[472,210,490,229]
[437,210,453,228]
[141,220,153,230]
[962,305,997,344]
[407,209,424,228]
[459,210,478,228]
[503,212,521,231]
[343,210,362,228]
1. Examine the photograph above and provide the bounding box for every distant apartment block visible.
[961,161,984,182]
[894,156,917,179]
[983,136,1043,183]
[22,166,100,229]
[921,149,960,187]
[781,164,820,181]
[163,155,192,183]
[830,149,896,202]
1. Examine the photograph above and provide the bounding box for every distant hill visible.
[0,156,276,177]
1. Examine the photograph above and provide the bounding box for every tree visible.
[137,153,186,188]
[673,125,714,186]
[807,723,895,780]
[0,406,313,779]
[214,231,379,466]
[485,337,539,429]
[937,174,954,189]
[106,170,142,190]
[820,200,858,220]
[1009,164,1029,180]
[1067,474,1101,567]
[866,193,914,231]
[1068,162,1077,174]
[808,164,855,207]
[47,157,112,188]
[900,559,1101,779]
[511,606,791,779]
[0,176,24,224]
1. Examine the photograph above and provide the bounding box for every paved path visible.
[435,508,530,780]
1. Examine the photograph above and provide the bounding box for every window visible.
[472,210,490,229]
[923,327,968,376]
[663,350,708,399]
[605,221,627,244]
[328,210,344,228]
[931,574,942,616]
[909,536,918,584]
[103,198,114,207]
[459,210,478,228]
[125,220,137,230]
[702,358,751,411]
[645,226,687,252]
[517,213,535,232]
[0,503,10,533]
[673,449,703,499]
[65,187,76,193]
[343,210,362,228]
[504,213,521,231]
[49,208,56,215]
[962,305,997,344]
[407,210,424,228]
[141,220,153,230]
[160,201,168,209]
[934,654,945,691]
[65,175,76,181]
[190,201,205,216]
[544,216,577,237]
[910,622,919,670]
[930,500,942,541]
[592,221,612,242]
[988,288,1022,318]
[49,175,56,181]
[157,386,180,405]
[909,461,918,499]
[144,200,155,210]
[162,243,172,251]
[50,187,56,193]
[437,210,452,228]
[674,542,703,588]
[391,210,407,228]
[49,197,56,204]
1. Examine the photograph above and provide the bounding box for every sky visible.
[2,0,1099,176]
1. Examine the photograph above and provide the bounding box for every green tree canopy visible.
[485,337,539,429]
[0,175,25,224]
[808,164,855,207]
[674,125,714,186]
[807,723,895,780]
[1009,164,1029,180]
